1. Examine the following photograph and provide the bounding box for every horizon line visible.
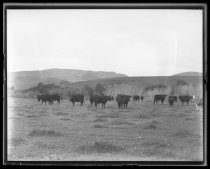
[7,67,202,77]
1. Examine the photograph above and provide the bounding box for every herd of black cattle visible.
[36,94,195,109]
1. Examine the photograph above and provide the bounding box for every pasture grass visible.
[8,98,203,161]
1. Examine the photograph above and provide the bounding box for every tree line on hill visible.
[8,80,202,101]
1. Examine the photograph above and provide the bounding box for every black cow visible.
[93,95,110,109]
[90,95,95,106]
[39,95,52,105]
[90,95,113,107]
[108,95,114,101]
[52,94,61,104]
[140,96,144,101]
[37,94,44,102]
[37,94,61,105]
[133,95,140,102]
[154,95,167,104]
[168,96,176,107]
[116,94,132,109]
[179,95,193,105]
[70,94,84,106]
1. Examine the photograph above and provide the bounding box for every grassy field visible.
[7,98,203,161]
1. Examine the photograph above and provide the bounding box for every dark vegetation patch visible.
[60,118,72,121]
[134,113,150,119]
[76,141,124,154]
[171,129,196,138]
[141,139,174,158]
[93,117,107,123]
[17,113,24,116]
[98,113,120,118]
[93,124,107,128]
[35,141,57,150]
[9,138,25,146]
[185,117,197,121]
[26,115,38,118]
[143,121,160,129]
[111,119,135,126]
[28,129,63,137]
[55,112,69,116]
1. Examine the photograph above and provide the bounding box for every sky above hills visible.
[7,9,203,76]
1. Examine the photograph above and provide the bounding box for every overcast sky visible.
[7,9,203,76]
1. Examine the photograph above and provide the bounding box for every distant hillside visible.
[8,68,127,90]
[172,71,202,76]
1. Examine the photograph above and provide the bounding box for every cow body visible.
[140,96,144,101]
[179,95,193,105]
[70,94,84,106]
[168,96,176,107]
[133,95,140,102]
[93,95,110,109]
[37,94,61,105]
[154,95,167,104]
[116,94,132,109]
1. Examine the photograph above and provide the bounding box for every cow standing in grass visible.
[70,94,84,106]
[140,96,144,101]
[93,95,111,109]
[179,95,193,105]
[154,95,167,104]
[168,96,176,107]
[116,94,132,109]
[133,95,140,102]
[52,94,61,104]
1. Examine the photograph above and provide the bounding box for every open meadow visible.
[7,97,203,161]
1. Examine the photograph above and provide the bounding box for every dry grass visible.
[76,141,124,154]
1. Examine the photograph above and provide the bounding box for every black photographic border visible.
[2,3,208,166]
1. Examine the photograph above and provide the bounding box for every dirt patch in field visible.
[76,141,124,154]
[28,129,63,137]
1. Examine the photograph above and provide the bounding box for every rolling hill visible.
[172,71,203,76]
[8,68,127,90]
